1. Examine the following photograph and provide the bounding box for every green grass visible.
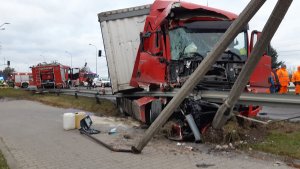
[0,88,119,117]
[0,88,30,99]
[0,151,9,169]
[252,130,300,159]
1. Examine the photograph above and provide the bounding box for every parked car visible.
[100,77,111,87]
[92,78,102,87]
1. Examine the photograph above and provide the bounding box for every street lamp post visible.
[65,51,73,68]
[0,23,10,29]
[89,43,97,75]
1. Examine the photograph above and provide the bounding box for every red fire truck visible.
[31,62,70,89]
[12,72,34,88]
[69,68,97,86]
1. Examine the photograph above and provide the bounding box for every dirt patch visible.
[202,118,268,145]
[267,121,300,133]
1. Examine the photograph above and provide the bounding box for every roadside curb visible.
[0,137,19,169]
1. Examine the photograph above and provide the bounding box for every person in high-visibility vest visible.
[268,68,280,93]
[292,66,300,95]
[276,64,290,94]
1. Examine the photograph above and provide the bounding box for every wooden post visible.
[212,0,293,129]
[131,0,266,154]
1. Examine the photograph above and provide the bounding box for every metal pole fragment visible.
[212,0,293,129]
[132,0,266,153]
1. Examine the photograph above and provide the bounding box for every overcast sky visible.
[0,0,299,77]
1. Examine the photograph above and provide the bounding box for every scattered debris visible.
[185,146,194,151]
[195,163,215,168]
[215,145,222,150]
[258,112,268,116]
[273,161,282,167]
[108,127,117,135]
[123,134,131,139]
[176,142,186,146]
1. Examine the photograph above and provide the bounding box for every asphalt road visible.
[260,106,300,122]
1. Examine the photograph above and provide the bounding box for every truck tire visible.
[149,100,162,124]
[21,82,29,88]
[116,98,125,116]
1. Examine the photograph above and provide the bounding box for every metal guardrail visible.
[30,87,300,108]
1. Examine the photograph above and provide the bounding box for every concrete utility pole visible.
[131,0,266,154]
[212,0,293,129]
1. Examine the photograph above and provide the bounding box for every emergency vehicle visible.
[31,62,70,89]
[69,68,97,86]
[12,72,34,88]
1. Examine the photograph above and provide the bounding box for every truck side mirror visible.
[250,30,268,55]
[98,50,102,57]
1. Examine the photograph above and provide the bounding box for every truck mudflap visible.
[240,105,261,117]
[132,97,157,124]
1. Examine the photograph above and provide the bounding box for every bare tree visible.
[2,67,15,80]
[268,45,284,69]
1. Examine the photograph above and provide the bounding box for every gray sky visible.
[0,0,299,77]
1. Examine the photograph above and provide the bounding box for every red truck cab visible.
[130,0,270,93]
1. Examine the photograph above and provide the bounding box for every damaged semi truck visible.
[98,0,271,141]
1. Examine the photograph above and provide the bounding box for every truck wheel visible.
[116,98,125,116]
[21,82,29,88]
[149,100,162,124]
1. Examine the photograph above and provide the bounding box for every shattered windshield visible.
[169,27,247,60]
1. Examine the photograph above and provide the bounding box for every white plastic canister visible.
[63,113,75,130]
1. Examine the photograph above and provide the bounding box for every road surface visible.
[260,106,300,122]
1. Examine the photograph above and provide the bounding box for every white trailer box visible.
[98,5,150,93]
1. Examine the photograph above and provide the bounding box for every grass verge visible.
[0,88,119,117]
[203,118,300,160]
[0,151,9,169]
[252,122,300,159]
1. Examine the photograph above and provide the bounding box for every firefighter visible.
[276,64,290,94]
[291,66,300,95]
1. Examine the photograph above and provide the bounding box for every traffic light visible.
[98,50,102,57]
[7,61,10,66]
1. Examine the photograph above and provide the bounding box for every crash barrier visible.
[27,87,300,109]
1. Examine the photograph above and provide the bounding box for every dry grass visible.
[0,151,9,169]
[0,88,119,117]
